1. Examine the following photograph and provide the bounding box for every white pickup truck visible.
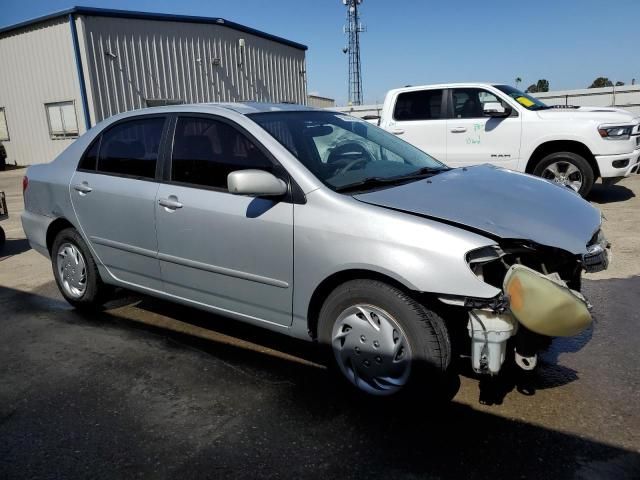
[377,83,640,196]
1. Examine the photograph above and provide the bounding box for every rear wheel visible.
[533,151,595,197]
[51,228,110,309]
[318,279,451,397]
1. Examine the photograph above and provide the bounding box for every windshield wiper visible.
[388,166,448,181]
[334,177,398,193]
[334,168,446,193]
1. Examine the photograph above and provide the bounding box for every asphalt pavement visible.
[1,167,639,479]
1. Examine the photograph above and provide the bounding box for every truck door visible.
[383,88,447,163]
[446,88,522,169]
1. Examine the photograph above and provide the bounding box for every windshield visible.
[494,85,550,111]
[248,111,447,192]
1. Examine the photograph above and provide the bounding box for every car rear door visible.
[445,87,522,169]
[70,115,167,290]
[154,114,294,327]
[384,88,447,162]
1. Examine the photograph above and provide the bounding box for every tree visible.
[589,77,613,88]
[536,79,549,92]
[525,79,549,93]
[615,81,625,86]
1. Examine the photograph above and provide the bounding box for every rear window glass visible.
[78,138,100,171]
[393,89,444,121]
[97,118,165,179]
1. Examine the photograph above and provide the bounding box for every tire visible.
[51,227,110,309]
[318,279,451,398]
[532,151,595,197]
[0,226,5,250]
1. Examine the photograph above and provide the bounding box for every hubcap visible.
[541,161,583,192]
[56,243,87,298]
[331,304,412,396]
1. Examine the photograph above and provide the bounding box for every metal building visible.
[307,94,336,108]
[0,6,308,165]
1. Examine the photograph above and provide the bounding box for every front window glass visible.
[171,117,273,189]
[494,85,550,111]
[451,88,506,119]
[250,111,446,192]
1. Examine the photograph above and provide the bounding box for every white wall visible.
[0,18,86,165]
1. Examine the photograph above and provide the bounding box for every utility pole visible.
[342,0,365,105]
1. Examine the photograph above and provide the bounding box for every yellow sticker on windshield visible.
[516,96,535,107]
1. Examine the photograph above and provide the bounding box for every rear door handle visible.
[158,197,183,210]
[73,182,92,194]
[450,127,467,133]
[390,128,405,135]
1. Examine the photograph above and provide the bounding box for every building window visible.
[0,108,9,141]
[45,101,79,139]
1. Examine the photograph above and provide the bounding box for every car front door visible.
[154,115,294,327]
[70,116,167,290]
[385,88,447,162]
[445,88,522,169]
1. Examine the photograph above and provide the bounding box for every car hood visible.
[536,106,639,125]
[353,165,601,255]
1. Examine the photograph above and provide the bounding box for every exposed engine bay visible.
[444,230,611,376]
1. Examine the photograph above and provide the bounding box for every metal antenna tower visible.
[342,0,365,105]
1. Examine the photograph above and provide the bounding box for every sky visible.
[1,0,638,105]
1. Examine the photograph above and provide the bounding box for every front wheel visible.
[532,151,595,197]
[318,280,451,397]
[51,227,111,309]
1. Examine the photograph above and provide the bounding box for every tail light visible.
[22,175,29,193]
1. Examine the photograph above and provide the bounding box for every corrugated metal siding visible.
[0,18,85,165]
[79,16,308,123]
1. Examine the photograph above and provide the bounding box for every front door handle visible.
[390,128,405,135]
[73,182,92,195]
[450,127,467,133]
[158,197,183,210]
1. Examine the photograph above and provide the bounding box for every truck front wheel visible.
[532,151,595,197]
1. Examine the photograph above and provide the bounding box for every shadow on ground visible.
[588,182,635,204]
[0,238,31,260]
[1,282,639,479]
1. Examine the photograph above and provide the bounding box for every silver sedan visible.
[21,103,608,397]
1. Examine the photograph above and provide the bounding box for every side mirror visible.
[483,102,511,117]
[227,169,288,197]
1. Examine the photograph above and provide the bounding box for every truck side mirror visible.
[483,102,511,118]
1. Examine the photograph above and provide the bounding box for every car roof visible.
[386,83,506,95]
[213,102,318,115]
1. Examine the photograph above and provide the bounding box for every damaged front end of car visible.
[441,230,611,376]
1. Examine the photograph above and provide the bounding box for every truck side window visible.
[451,88,502,119]
[393,89,444,121]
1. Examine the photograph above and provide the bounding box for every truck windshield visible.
[495,85,550,111]
[248,111,447,192]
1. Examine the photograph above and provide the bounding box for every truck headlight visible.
[598,125,633,140]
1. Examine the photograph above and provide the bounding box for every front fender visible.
[290,190,501,337]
